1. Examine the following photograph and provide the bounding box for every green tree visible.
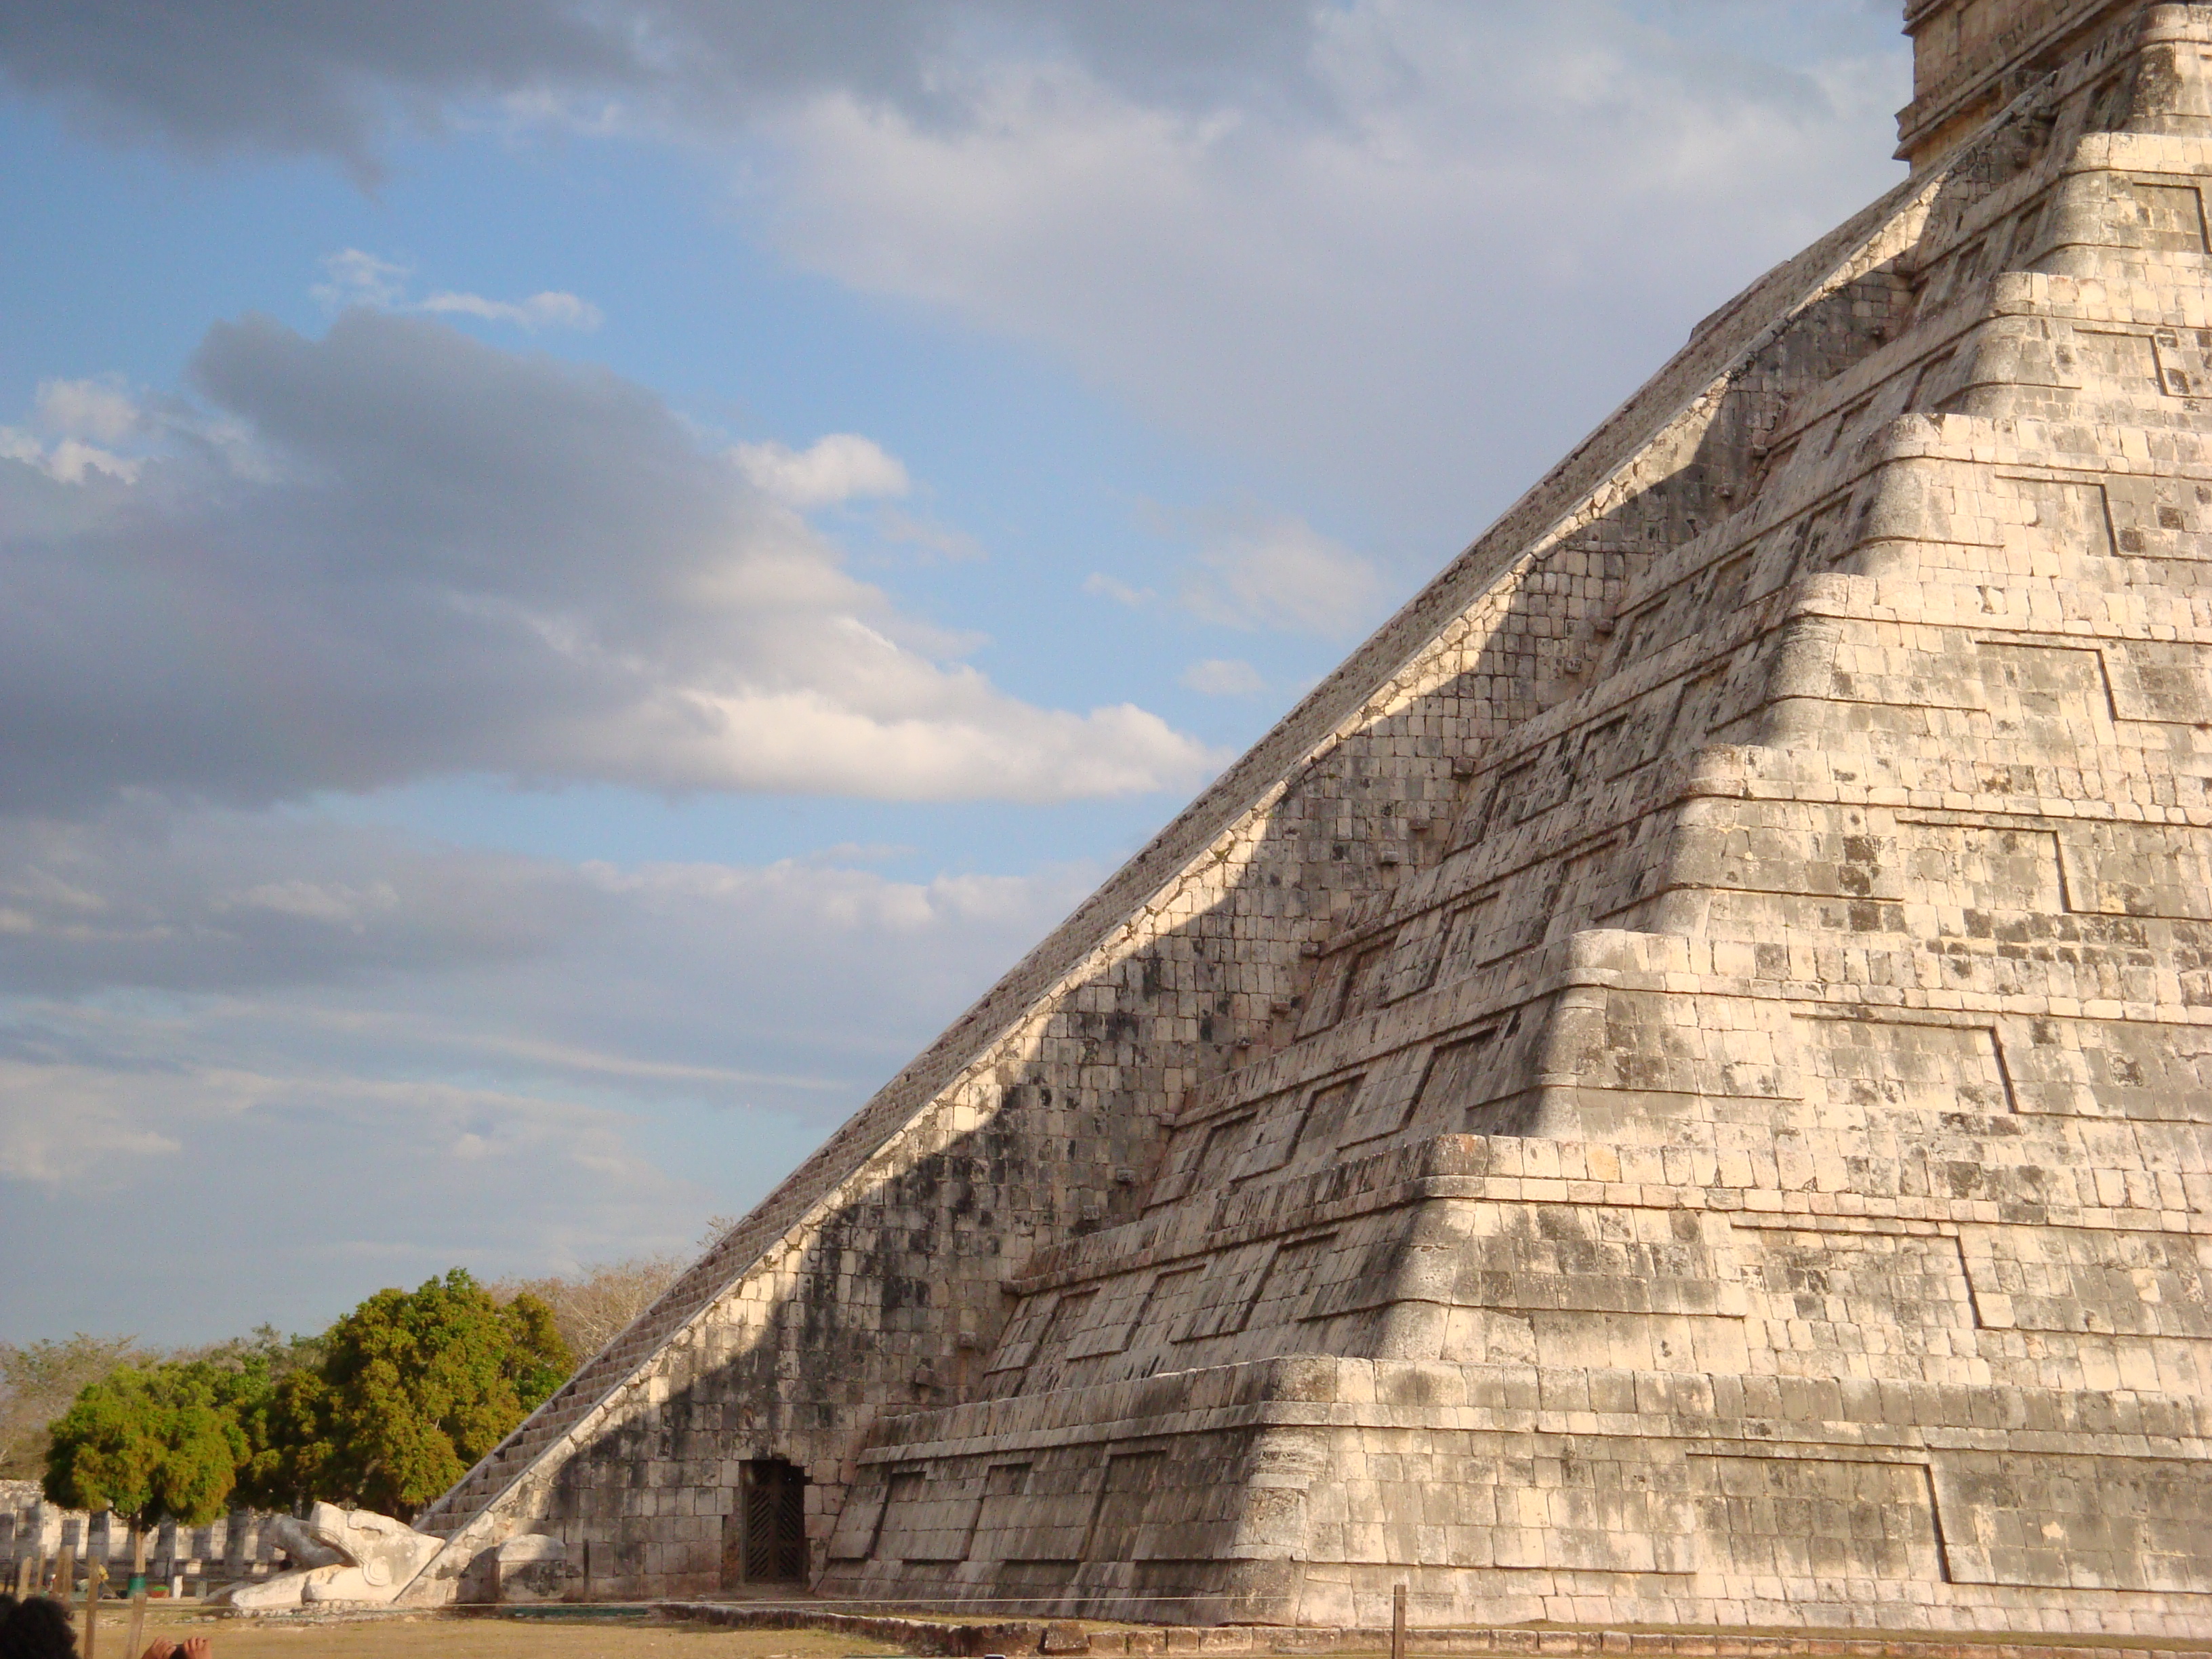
[234,1361,334,1513]
[43,1357,255,1583]
[251,1270,571,1519]
[0,1334,148,1481]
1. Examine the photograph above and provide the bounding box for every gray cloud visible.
[0,799,605,998]
[0,310,1215,812]
[0,801,1088,1092]
[0,0,1327,176]
[0,1,632,176]
[0,2,1902,170]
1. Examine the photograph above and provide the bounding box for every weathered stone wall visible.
[1901,0,2118,169]
[413,1,2212,1634]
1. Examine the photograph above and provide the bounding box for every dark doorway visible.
[724,1458,808,1585]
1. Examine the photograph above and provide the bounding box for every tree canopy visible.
[42,1358,254,1528]
[40,1271,572,1525]
[247,1269,571,1519]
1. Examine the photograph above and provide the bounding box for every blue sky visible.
[0,0,1910,1344]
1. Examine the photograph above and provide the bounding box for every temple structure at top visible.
[406,1,2212,1634]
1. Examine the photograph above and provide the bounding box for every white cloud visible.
[312,247,411,309]
[0,375,152,484]
[0,1033,694,1329]
[0,312,1218,809]
[585,855,1082,941]
[733,432,912,508]
[1083,571,1154,607]
[312,247,602,331]
[0,1,1338,174]
[1181,657,1265,697]
[1180,512,1387,637]
[744,3,1906,535]
[418,289,604,331]
[37,376,143,443]
[598,684,1210,800]
[0,802,602,995]
[0,1060,184,1185]
[222,878,402,927]
[0,430,140,485]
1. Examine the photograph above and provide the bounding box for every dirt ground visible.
[89,1607,912,1659]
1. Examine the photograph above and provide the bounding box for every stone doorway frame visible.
[724,1457,808,1586]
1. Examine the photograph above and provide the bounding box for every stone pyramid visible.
[407,0,2212,1635]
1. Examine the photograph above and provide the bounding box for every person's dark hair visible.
[0,1592,79,1658]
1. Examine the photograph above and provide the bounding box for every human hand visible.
[138,1639,177,1659]
[181,1640,212,1659]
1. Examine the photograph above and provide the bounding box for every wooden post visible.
[124,1590,148,1659]
[1391,1581,1408,1659]
[82,1557,104,1659]
[52,1542,74,1599]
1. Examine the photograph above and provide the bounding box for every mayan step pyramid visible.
[403,0,2212,1635]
